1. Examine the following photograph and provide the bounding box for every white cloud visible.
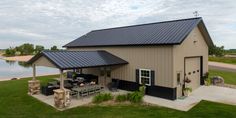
[0,0,235,49]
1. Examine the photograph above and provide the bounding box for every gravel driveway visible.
[209,61,236,72]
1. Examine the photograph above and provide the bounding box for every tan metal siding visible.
[68,46,174,88]
[33,56,57,68]
[173,27,208,96]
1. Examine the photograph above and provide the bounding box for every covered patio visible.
[27,50,128,109]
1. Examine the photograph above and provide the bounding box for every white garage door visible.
[185,57,201,90]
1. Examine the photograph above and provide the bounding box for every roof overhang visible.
[27,50,128,70]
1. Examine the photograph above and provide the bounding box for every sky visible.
[0,0,235,49]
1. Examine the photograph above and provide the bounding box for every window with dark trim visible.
[177,72,181,85]
[139,69,151,86]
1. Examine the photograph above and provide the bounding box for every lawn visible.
[1,75,236,117]
[209,56,236,65]
[209,69,236,85]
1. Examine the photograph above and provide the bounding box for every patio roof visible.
[28,50,128,70]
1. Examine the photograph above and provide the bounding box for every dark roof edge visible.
[198,20,214,47]
[60,62,128,70]
[64,43,179,48]
[91,17,202,32]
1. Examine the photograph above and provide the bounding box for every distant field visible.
[209,56,236,65]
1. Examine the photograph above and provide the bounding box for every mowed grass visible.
[209,56,236,65]
[1,75,236,117]
[209,69,236,85]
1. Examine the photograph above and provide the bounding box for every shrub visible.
[127,91,143,103]
[139,85,146,96]
[92,93,113,103]
[115,94,127,102]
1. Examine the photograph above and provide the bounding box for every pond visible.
[0,58,58,80]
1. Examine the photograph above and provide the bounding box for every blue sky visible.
[0,0,235,49]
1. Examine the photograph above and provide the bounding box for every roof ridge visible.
[91,17,202,32]
[42,50,106,53]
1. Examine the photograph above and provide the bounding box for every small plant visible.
[202,72,211,86]
[139,85,146,96]
[183,87,192,96]
[183,87,192,92]
[127,91,143,103]
[184,77,191,83]
[92,93,113,103]
[115,94,127,102]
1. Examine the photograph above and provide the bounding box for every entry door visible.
[185,57,201,90]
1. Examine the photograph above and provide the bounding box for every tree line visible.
[209,45,236,57]
[4,43,60,56]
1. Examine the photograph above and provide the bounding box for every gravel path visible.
[209,61,236,72]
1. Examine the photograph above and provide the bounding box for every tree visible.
[50,45,59,51]
[16,43,34,55]
[209,45,225,57]
[4,47,16,56]
[35,45,45,54]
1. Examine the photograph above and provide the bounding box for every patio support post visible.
[60,69,64,89]
[28,64,40,95]
[33,64,36,81]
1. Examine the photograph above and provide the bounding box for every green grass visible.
[209,56,236,65]
[1,75,236,117]
[209,69,236,85]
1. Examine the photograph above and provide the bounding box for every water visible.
[0,59,58,80]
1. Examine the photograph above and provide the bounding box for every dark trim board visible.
[112,79,177,100]
[146,86,177,100]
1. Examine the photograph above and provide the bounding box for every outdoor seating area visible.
[41,72,102,97]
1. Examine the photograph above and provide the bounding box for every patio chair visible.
[95,86,101,93]
[70,90,78,98]
[88,87,95,95]
[80,88,88,97]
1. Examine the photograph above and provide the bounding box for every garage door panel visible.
[185,57,201,90]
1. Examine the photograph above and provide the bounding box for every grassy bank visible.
[209,69,236,85]
[209,56,236,65]
[1,75,236,117]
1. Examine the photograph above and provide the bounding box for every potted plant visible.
[202,72,210,85]
[184,77,191,83]
[183,87,192,96]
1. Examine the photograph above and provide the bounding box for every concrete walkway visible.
[209,61,236,72]
[144,86,236,111]
[31,89,129,111]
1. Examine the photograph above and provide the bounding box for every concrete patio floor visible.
[31,89,129,111]
[144,86,236,111]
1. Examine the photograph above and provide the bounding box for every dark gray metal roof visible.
[64,17,213,48]
[28,50,128,70]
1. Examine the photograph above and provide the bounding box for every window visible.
[139,69,151,86]
[177,73,181,85]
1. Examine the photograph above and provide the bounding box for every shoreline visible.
[0,73,58,82]
[0,55,33,62]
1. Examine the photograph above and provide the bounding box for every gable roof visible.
[63,17,213,48]
[27,50,128,70]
